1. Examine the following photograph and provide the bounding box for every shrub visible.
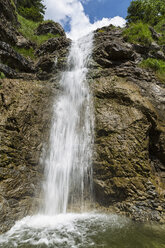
[123,22,153,46]
[18,6,43,22]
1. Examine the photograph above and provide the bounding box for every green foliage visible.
[98,29,105,33]
[127,0,165,25]
[13,47,35,60]
[18,6,43,22]
[18,15,60,46]
[140,58,165,83]
[154,18,165,45]
[0,72,6,79]
[123,22,153,45]
[16,0,45,22]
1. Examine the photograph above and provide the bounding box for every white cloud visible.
[43,0,126,39]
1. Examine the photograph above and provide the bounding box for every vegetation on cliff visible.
[127,0,165,25]
[124,0,165,83]
[16,0,46,22]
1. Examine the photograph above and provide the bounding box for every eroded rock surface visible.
[35,21,66,37]
[91,25,165,222]
[0,79,54,233]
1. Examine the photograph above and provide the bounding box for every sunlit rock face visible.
[0,79,54,233]
[91,25,165,222]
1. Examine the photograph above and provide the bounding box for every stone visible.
[0,41,35,73]
[149,26,161,40]
[156,206,163,212]
[0,78,54,233]
[35,21,66,37]
[16,35,36,49]
[0,63,18,78]
[35,37,71,57]
[91,24,165,222]
[0,0,19,45]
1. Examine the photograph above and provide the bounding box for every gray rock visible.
[35,21,66,37]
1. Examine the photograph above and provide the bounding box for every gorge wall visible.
[0,0,165,233]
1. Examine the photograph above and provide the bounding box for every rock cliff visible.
[0,0,165,234]
[91,26,165,222]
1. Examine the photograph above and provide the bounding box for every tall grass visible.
[13,47,36,60]
[154,18,165,45]
[123,22,153,46]
[17,15,60,46]
[140,58,165,83]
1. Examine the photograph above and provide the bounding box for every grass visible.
[17,15,60,46]
[154,18,165,45]
[123,22,153,46]
[140,58,165,83]
[13,47,36,60]
[0,72,6,79]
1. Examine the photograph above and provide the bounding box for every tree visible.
[126,0,165,25]
[16,0,46,22]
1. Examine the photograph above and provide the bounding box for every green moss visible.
[13,47,36,60]
[17,15,60,46]
[10,0,16,9]
[140,58,165,83]
[98,29,105,33]
[123,22,153,46]
[0,72,6,79]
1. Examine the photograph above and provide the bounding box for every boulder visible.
[149,26,161,40]
[93,27,136,67]
[35,21,66,37]
[16,35,36,49]
[35,37,71,57]
[0,63,18,78]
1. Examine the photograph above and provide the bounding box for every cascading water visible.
[1,10,161,248]
[43,32,94,215]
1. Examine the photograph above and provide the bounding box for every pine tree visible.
[17,0,46,22]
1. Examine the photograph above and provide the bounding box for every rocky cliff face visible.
[0,0,70,80]
[0,0,165,234]
[91,26,165,222]
[0,79,54,233]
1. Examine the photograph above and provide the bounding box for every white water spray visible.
[43,32,94,215]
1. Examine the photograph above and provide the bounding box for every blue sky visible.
[82,0,132,23]
[44,0,132,32]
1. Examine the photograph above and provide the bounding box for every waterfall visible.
[43,32,94,215]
